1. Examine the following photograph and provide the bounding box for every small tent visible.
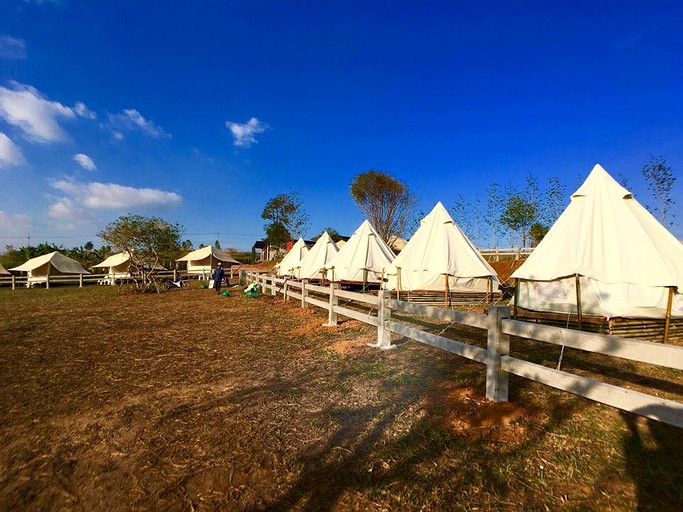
[276,238,310,278]
[0,263,9,276]
[93,252,132,282]
[299,232,339,280]
[325,220,395,284]
[177,246,240,277]
[511,164,683,338]
[10,251,90,285]
[384,202,500,295]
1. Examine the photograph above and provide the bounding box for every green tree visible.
[501,194,537,248]
[98,215,183,293]
[642,155,676,226]
[262,193,309,247]
[350,170,416,242]
[313,228,343,242]
[265,221,291,250]
[529,222,550,246]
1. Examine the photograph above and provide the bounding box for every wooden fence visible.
[0,270,180,289]
[246,271,683,428]
[479,247,533,261]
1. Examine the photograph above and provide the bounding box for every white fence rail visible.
[0,270,182,289]
[479,247,533,261]
[246,271,683,428]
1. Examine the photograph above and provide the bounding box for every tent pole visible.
[575,274,583,331]
[363,268,368,291]
[663,287,674,344]
[444,274,449,308]
[513,278,519,319]
[397,267,401,301]
[488,276,493,303]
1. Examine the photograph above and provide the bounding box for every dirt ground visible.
[0,284,681,511]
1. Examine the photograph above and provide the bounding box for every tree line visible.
[261,155,677,250]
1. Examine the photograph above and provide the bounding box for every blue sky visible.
[0,0,681,250]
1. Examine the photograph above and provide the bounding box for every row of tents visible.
[274,164,683,327]
[1,245,242,286]
[2,164,681,336]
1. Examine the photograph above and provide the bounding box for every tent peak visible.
[572,163,632,200]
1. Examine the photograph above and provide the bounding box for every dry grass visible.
[0,284,681,511]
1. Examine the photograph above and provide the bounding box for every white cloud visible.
[106,108,170,139]
[48,197,77,219]
[225,117,268,147]
[73,153,96,171]
[0,82,95,143]
[51,179,182,210]
[0,36,26,60]
[74,102,96,120]
[0,132,27,168]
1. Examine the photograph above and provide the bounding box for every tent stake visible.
[663,287,674,344]
[575,274,583,331]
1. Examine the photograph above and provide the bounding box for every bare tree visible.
[485,183,504,248]
[99,215,183,293]
[543,176,566,226]
[350,170,416,242]
[451,194,472,237]
[642,155,676,226]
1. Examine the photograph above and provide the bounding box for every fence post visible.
[173,269,178,281]
[79,273,83,288]
[271,277,277,296]
[376,289,392,348]
[284,280,289,301]
[12,275,16,290]
[301,279,307,307]
[46,275,50,289]
[486,305,510,402]
[324,281,338,326]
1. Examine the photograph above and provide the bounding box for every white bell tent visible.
[511,164,683,328]
[384,202,500,295]
[177,246,240,276]
[298,232,339,280]
[276,238,310,278]
[10,251,90,285]
[325,220,395,284]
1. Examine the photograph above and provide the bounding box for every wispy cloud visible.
[51,178,182,210]
[0,36,26,60]
[73,153,96,171]
[0,133,27,168]
[106,108,170,140]
[0,82,95,143]
[0,210,32,238]
[225,117,268,147]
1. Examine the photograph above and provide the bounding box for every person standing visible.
[212,262,225,294]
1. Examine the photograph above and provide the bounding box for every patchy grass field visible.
[0,284,681,511]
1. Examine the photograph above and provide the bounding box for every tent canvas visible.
[276,238,309,278]
[325,220,395,283]
[177,246,240,275]
[10,251,90,284]
[94,252,132,280]
[511,164,683,319]
[299,231,339,280]
[384,202,500,293]
[0,263,9,276]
